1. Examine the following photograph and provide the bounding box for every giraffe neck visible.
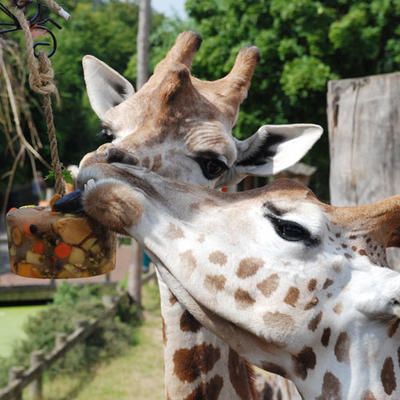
[158,273,300,400]
[158,273,256,399]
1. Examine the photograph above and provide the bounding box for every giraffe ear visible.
[235,124,323,177]
[82,55,135,119]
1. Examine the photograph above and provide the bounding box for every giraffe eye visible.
[268,215,319,246]
[196,158,228,180]
[98,127,115,143]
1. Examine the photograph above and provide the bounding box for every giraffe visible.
[79,32,322,399]
[76,163,400,400]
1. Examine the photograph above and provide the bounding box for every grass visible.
[44,281,164,400]
[0,305,47,358]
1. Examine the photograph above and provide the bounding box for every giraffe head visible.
[80,164,400,399]
[80,31,322,188]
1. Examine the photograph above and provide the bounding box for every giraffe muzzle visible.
[355,273,400,320]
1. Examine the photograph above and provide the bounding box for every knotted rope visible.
[14,6,65,195]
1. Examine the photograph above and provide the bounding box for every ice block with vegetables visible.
[6,200,115,279]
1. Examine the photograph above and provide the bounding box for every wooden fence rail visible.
[0,267,157,400]
[0,293,124,400]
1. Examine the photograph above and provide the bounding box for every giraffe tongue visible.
[54,190,84,214]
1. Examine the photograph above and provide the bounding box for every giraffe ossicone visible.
[78,31,324,399]
[79,164,400,400]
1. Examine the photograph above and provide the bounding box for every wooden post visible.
[75,320,89,331]
[55,332,67,350]
[8,367,24,400]
[328,72,400,206]
[328,72,400,269]
[30,351,44,400]
[128,240,142,307]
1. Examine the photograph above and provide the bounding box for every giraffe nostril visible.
[390,298,400,307]
[106,148,139,166]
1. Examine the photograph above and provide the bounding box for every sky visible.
[152,0,187,18]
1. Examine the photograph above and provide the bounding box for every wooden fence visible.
[0,270,156,400]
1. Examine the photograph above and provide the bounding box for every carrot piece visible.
[17,263,42,278]
[23,223,33,236]
[7,207,17,214]
[54,242,72,258]
[32,241,45,254]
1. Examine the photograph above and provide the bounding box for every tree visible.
[183,0,400,199]
[0,0,165,198]
[136,0,151,89]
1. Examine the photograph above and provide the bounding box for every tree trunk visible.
[127,0,151,306]
[328,72,400,206]
[128,240,142,307]
[136,0,151,89]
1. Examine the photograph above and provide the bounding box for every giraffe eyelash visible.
[98,126,115,142]
[266,214,320,247]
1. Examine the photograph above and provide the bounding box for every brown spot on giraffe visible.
[334,332,350,363]
[236,257,264,278]
[333,303,343,314]
[180,250,197,271]
[190,203,200,211]
[323,278,334,289]
[204,274,226,293]
[228,348,254,400]
[263,312,295,335]
[184,375,223,400]
[152,154,162,171]
[173,344,221,383]
[234,288,255,308]
[304,297,319,310]
[398,347,400,369]
[180,310,202,333]
[316,372,342,400]
[141,156,150,169]
[257,273,279,297]
[321,327,331,347]
[208,251,227,266]
[292,346,316,380]
[381,357,396,395]
[169,292,178,305]
[308,311,323,332]
[284,287,300,307]
[387,318,400,338]
[332,263,342,273]
[308,279,317,291]
[166,223,185,239]
[261,362,288,378]
[361,390,377,400]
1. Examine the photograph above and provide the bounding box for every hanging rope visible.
[14,6,65,195]
[43,0,70,20]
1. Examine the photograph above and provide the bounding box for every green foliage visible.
[3,0,400,200]
[184,0,400,199]
[0,284,139,387]
[12,1,164,178]
[44,168,74,185]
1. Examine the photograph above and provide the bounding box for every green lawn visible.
[44,281,164,400]
[0,305,47,358]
